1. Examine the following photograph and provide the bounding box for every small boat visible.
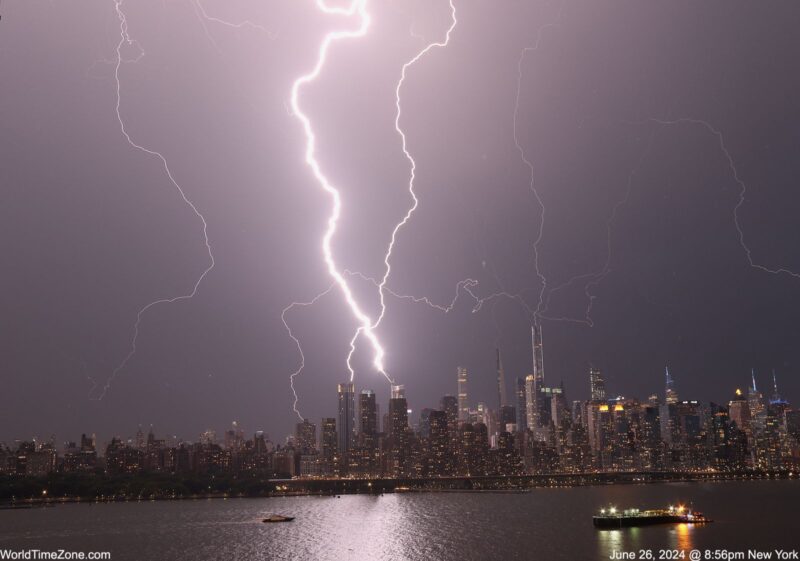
[593,504,712,528]
[263,514,294,523]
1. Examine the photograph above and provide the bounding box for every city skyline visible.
[3,331,793,455]
[3,346,796,481]
[3,2,800,559]
[3,0,800,464]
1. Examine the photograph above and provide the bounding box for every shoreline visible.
[1,470,796,508]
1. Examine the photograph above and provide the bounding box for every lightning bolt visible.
[539,129,657,326]
[542,115,800,326]
[349,0,458,383]
[512,10,562,325]
[289,0,394,385]
[94,0,215,400]
[191,0,276,55]
[647,117,800,279]
[283,269,523,417]
[193,0,276,38]
[375,0,457,329]
[282,286,336,421]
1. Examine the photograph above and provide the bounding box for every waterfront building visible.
[337,382,356,464]
[320,417,337,476]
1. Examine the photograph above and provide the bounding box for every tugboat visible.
[263,514,295,523]
[593,504,711,528]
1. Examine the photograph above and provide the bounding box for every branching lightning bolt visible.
[512,11,562,325]
[94,0,215,400]
[191,0,276,55]
[648,118,800,279]
[542,115,800,326]
[284,268,524,417]
[284,0,460,416]
[375,0,457,329]
[193,0,276,38]
[349,0,458,383]
[282,286,336,421]
[539,130,656,326]
[288,0,394,389]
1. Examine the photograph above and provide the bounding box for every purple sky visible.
[2,0,800,445]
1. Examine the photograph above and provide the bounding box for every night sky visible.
[2,0,799,445]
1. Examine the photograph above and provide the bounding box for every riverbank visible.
[1,469,796,508]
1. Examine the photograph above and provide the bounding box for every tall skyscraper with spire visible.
[771,369,782,404]
[457,366,468,423]
[665,366,679,404]
[496,348,507,409]
[527,325,547,438]
[532,325,544,385]
[748,369,765,417]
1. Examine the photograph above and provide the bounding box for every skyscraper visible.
[337,382,356,458]
[527,325,546,437]
[295,419,317,454]
[457,366,468,422]
[770,370,783,404]
[320,417,337,475]
[391,384,406,400]
[728,388,750,431]
[589,367,606,401]
[665,367,679,405]
[388,385,410,476]
[748,369,765,418]
[358,390,377,449]
[525,374,537,431]
[496,348,507,409]
[428,410,450,476]
[531,325,544,384]
[440,394,459,471]
[516,377,527,431]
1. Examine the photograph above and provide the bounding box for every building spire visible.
[771,369,781,403]
[665,366,678,404]
[496,347,507,409]
[531,325,544,383]
[751,368,757,392]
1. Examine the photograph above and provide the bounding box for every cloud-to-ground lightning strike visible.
[283,6,573,412]
[512,11,562,325]
[346,0,458,383]
[288,0,394,386]
[375,0,457,329]
[94,0,215,400]
[282,286,336,421]
[648,118,800,279]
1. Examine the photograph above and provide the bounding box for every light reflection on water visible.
[0,481,797,561]
[671,523,694,552]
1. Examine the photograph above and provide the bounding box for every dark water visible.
[1,481,799,560]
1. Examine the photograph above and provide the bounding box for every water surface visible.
[1,481,797,560]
